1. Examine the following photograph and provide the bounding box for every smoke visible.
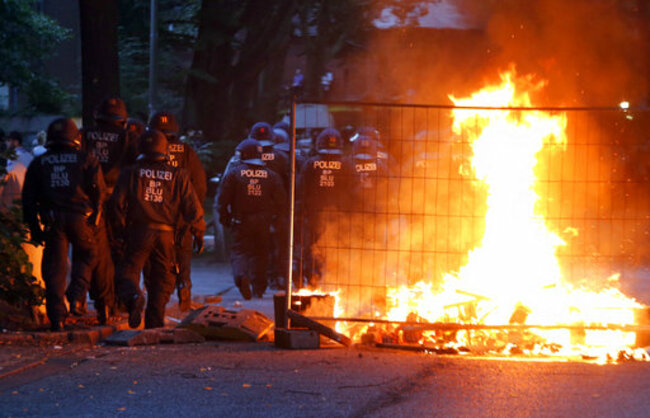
[454,0,648,107]
[360,0,648,107]
[303,1,650,318]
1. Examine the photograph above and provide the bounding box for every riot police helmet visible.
[46,118,81,149]
[273,128,289,144]
[357,126,380,142]
[138,129,169,160]
[249,122,274,147]
[353,135,378,160]
[94,97,128,125]
[316,128,343,155]
[273,121,290,137]
[273,128,290,153]
[149,111,179,141]
[235,138,265,166]
[127,118,146,138]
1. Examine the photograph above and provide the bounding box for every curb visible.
[0,321,131,346]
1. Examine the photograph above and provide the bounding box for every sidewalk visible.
[0,250,280,346]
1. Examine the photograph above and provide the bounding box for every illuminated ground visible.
[1,256,649,417]
[1,342,649,417]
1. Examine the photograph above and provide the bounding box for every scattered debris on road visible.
[104,328,205,346]
[179,306,273,341]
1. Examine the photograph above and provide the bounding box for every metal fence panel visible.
[291,101,650,323]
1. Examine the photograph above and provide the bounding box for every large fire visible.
[297,68,649,361]
[295,68,650,362]
[376,69,647,361]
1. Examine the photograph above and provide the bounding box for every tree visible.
[118,0,201,121]
[0,149,44,328]
[79,0,121,126]
[182,0,297,141]
[0,0,70,113]
[183,0,431,141]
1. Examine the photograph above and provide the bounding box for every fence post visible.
[284,96,298,329]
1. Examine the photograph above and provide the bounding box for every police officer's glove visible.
[193,234,204,255]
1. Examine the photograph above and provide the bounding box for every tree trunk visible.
[79,0,120,127]
[183,0,295,141]
[182,0,230,140]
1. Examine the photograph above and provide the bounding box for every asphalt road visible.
[1,341,649,418]
[2,257,649,417]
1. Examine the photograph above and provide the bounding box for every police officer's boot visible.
[50,320,65,332]
[69,299,87,316]
[253,278,267,299]
[95,301,109,325]
[236,276,252,300]
[127,293,145,329]
[178,284,191,312]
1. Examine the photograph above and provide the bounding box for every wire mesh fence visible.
[291,101,650,322]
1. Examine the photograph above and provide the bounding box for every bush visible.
[0,149,44,316]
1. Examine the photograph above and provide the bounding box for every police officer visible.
[109,129,205,328]
[83,97,139,191]
[296,128,355,288]
[250,122,289,188]
[148,111,207,311]
[344,135,390,214]
[22,118,106,331]
[81,97,138,322]
[217,138,287,299]
[352,126,396,173]
[249,121,291,289]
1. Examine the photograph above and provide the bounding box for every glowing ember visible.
[377,68,646,361]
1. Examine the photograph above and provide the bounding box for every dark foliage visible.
[0,0,71,114]
[0,148,44,311]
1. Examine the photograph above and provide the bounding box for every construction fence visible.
[289,101,650,323]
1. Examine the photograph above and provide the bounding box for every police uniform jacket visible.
[261,147,290,191]
[343,155,390,213]
[22,145,106,231]
[82,123,139,190]
[109,157,205,236]
[216,161,286,225]
[167,139,207,203]
[297,153,355,215]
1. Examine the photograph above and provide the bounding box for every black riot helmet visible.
[353,135,378,160]
[273,128,289,144]
[149,111,180,141]
[355,126,380,143]
[138,129,169,160]
[94,97,128,125]
[46,118,81,149]
[316,128,343,155]
[249,122,274,147]
[273,129,290,153]
[273,121,290,137]
[235,138,264,166]
[127,118,146,138]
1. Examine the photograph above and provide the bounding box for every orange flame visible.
[381,68,646,360]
